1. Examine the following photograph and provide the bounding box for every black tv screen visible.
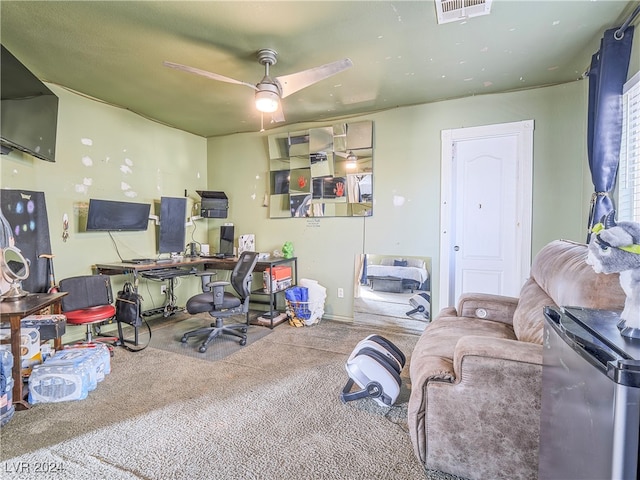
[158,197,186,254]
[86,199,151,231]
[1,45,58,163]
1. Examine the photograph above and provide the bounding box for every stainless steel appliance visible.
[540,306,640,480]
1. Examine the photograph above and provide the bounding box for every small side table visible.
[0,292,67,410]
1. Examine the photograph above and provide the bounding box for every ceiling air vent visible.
[435,0,493,24]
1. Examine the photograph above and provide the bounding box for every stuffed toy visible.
[586,211,640,336]
[282,241,294,259]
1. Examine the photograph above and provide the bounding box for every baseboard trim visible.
[321,314,353,323]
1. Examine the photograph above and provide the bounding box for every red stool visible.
[59,275,119,347]
[63,304,116,342]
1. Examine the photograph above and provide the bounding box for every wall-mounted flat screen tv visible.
[1,45,59,163]
[86,199,151,231]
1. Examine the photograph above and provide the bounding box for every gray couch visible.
[408,239,626,480]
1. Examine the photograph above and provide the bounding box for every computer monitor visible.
[86,199,151,231]
[158,197,187,254]
[220,225,234,257]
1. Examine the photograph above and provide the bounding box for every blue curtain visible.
[586,26,634,242]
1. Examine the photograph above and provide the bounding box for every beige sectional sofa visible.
[408,239,626,480]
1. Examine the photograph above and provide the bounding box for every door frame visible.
[439,120,534,309]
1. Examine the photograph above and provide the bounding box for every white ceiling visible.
[0,1,636,138]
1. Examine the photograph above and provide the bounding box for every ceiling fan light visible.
[255,90,280,113]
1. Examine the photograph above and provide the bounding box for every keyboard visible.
[140,268,192,280]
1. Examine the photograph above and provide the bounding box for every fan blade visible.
[334,151,349,158]
[163,61,258,91]
[276,58,353,98]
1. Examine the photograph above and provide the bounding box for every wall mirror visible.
[0,246,30,300]
[353,253,431,333]
[268,121,373,218]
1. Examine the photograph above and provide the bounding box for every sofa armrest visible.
[416,336,543,478]
[452,335,542,377]
[456,293,519,325]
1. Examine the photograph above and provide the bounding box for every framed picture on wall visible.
[290,193,311,217]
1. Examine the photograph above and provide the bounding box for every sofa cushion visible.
[532,240,626,309]
[512,240,627,344]
[410,317,517,385]
[512,278,550,344]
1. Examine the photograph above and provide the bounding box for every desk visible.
[95,257,211,315]
[94,257,210,279]
[0,292,67,410]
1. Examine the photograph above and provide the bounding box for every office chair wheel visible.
[198,345,208,353]
[241,327,248,333]
[180,336,188,343]
[239,338,247,346]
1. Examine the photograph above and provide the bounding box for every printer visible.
[197,191,228,218]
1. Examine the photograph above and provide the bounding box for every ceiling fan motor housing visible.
[255,49,283,113]
[255,82,281,113]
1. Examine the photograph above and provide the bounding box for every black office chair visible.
[181,251,259,353]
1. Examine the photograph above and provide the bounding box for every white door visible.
[439,121,533,309]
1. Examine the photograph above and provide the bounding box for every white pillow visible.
[405,258,425,269]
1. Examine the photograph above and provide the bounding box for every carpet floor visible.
[1,318,465,480]
[147,313,273,362]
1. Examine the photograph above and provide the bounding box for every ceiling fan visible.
[335,150,359,168]
[163,49,353,124]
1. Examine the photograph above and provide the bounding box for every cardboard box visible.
[263,265,292,292]
[251,313,288,327]
[264,265,292,281]
[0,327,42,376]
[263,277,292,293]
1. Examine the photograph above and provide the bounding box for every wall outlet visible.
[337,287,344,298]
[160,285,167,294]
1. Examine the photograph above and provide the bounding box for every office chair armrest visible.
[196,270,218,277]
[208,281,230,308]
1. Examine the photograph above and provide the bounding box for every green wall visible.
[1,84,208,311]
[207,80,592,319]
[0,76,613,322]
